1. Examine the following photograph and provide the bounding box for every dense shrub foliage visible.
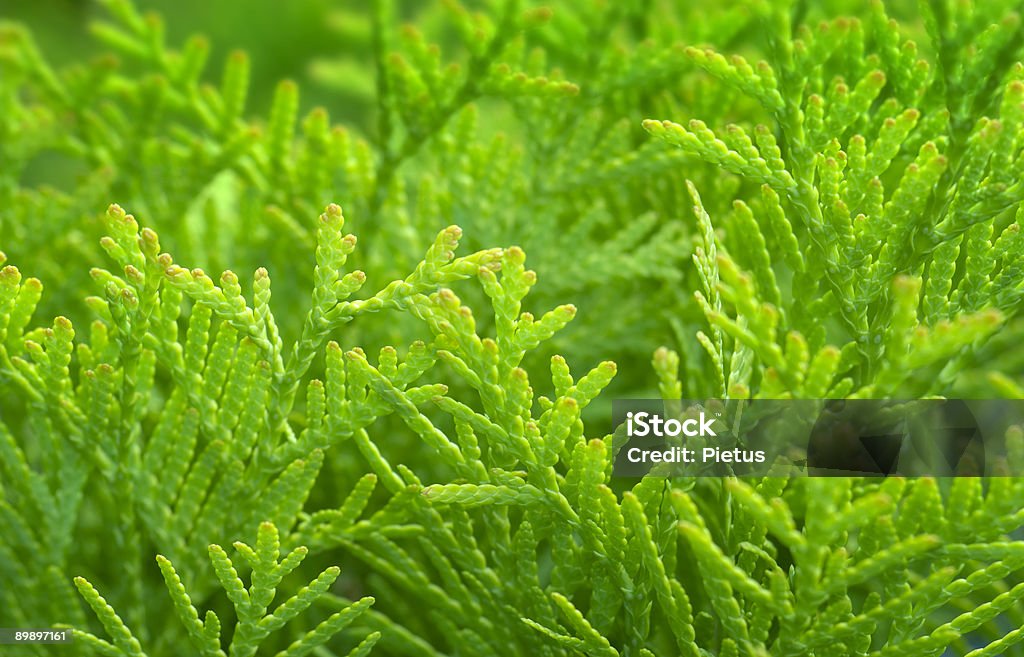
[2,1,1024,656]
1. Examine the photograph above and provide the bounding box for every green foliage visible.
[69,521,375,657]
[2,1,1024,656]
[642,0,1024,399]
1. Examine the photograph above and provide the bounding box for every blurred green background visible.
[3,0,373,127]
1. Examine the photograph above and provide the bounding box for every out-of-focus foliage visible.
[3,1,1024,656]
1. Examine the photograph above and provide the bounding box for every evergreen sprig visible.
[2,1,1024,656]
[643,0,1024,398]
[69,521,374,657]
